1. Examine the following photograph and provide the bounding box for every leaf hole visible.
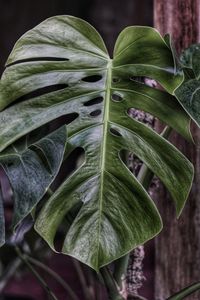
[128,108,155,128]
[129,76,146,83]
[111,93,123,102]
[51,147,85,190]
[130,76,157,88]
[53,202,82,252]
[82,75,102,82]
[7,57,69,67]
[119,150,142,174]
[90,110,101,117]
[83,97,103,106]
[7,162,14,167]
[51,146,85,251]
[22,113,78,147]
[27,113,78,144]
[110,128,122,137]
[112,77,120,83]
[29,145,52,174]
[7,84,69,107]
[48,113,79,132]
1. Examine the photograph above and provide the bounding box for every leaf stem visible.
[137,162,154,190]
[15,247,58,300]
[101,267,124,300]
[166,282,200,300]
[113,254,129,289]
[26,256,79,300]
[73,259,93,300]
[0,257,22,292]
[161,125,172,138]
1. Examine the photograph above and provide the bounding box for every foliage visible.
[0,16,194,272]
[175,44,200,127]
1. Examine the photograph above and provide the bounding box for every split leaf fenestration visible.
[0,16,194,270]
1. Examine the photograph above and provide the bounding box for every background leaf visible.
[175,44,200,127]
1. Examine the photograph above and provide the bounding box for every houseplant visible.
[0,15,199,300]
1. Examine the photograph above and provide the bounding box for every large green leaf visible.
[175,44,200,127]
[0,16,194,270]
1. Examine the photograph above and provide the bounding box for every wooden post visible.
[154,1,200,299]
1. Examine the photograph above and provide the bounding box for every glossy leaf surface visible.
[0,16,193,270]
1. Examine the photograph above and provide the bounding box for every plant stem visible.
[73,259,92,300]
[166,282,200,300]
[87,268,96,299]
[161,125,172,139]
[15,247,58,300]
[137,163,154,189]
[0,257,22,292]
[101,267,124,300]
[26,256,79,300]
[113,254,129,289]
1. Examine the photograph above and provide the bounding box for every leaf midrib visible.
[96,58,112,266]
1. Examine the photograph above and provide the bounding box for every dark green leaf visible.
[0,126,66,246]
[175,44,200,127]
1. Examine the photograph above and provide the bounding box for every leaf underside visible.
[0,15,194,270]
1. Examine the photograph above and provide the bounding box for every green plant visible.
[0,15,199,300]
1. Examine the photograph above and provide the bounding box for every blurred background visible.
[0,0,153,72]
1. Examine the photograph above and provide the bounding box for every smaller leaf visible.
[175,79,200,127]
[175,44,200,127]
[180,44,200,78]
[0,126,66,246]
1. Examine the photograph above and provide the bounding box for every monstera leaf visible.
[175,44,200,127]
[0,16,194,270]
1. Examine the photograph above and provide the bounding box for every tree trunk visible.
[154,1,200,299]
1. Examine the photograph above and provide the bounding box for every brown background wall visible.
[154,1,200,299]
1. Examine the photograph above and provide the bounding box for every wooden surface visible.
[154,1,200,299]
